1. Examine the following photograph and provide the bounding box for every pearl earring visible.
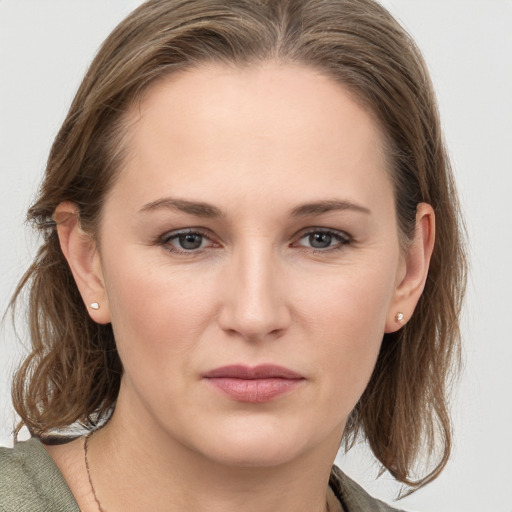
[89,302,100,310]
[395,312,404,323]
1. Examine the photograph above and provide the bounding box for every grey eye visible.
[177,233,204,250]
[295,229,350,251]
[308,232,333,249]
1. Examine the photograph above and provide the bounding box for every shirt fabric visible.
[0,437,405,512]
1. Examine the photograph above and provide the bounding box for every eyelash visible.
[159,228,216,255]
[293,228,351,253]
[158,227,352,255]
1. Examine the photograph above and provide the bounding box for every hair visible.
[9,0,466,495]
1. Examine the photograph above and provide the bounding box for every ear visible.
[385,202,435,333]
[54,202,111,324]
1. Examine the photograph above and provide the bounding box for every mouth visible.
[202,364,305,403]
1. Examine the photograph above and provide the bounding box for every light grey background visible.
[1,1,511,511]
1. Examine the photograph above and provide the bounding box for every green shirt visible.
[0,438,404,511]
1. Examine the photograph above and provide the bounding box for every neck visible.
[86,388,343,512]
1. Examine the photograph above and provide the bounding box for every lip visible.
[203,365,305,403]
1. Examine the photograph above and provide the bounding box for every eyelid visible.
[160,227,213,243]
[292,227,352,250]
[159,227,220,254]
[156,226,352,255]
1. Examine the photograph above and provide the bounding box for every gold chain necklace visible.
[84,432,106,512]
[83,431,332,512]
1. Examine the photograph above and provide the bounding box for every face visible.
[91,63,407,467]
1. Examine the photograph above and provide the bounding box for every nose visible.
[217,243,292,342]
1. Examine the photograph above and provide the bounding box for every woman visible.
[0,0,466,511]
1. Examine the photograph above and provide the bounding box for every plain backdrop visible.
[1,1,511,511]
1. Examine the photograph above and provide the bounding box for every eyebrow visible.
[290,200,371,217]
[138,197,370,218]
[138,198,224,218]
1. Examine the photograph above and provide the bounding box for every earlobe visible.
[385,203,435,333]
[55,202,111,324]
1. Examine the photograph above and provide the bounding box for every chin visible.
[185,418,320,469]
[204,439,303,468]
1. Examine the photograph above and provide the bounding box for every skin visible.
[49,62,434,512]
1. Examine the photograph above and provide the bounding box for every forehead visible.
[113,62,392,212]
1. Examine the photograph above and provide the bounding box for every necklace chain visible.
[84,431,106,512]
[83,431,333,512]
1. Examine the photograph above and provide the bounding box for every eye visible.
[175,233,206,250]
[294,229,350,251]
[160,229,216,253]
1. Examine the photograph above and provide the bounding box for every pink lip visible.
[203,365,305,403]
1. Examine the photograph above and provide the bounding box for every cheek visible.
[300,257,396,339]
[103,255,216,371]
[297,261,397,400]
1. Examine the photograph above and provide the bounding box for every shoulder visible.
[0,437,80,512]
[330,465,407,512]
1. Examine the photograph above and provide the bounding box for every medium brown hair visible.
[10,0,466,493]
